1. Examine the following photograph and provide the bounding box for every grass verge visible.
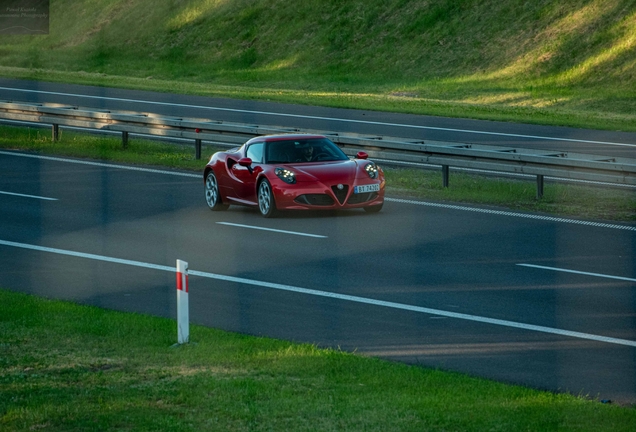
[1,124,634,222]
[2,288,636,431]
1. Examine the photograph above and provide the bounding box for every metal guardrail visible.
[1,100,635,198]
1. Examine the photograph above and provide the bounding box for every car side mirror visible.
[238,157,252,167]
[356,151,369,160]
[238,157,254,174]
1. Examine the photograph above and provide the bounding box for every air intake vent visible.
[295,194,334,206]
[331,185,349,205]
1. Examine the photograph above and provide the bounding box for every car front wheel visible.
[205,170,228,211]
[258,179,277,218]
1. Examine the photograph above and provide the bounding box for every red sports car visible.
[203,134,385,217]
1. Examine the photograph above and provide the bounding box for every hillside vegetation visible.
[0,0,635,130]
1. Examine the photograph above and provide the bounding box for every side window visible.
[246,142,264,164]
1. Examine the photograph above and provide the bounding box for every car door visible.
[231,142,264,204]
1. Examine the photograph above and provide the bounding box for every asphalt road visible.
[1,150,635,403]
[1,78,636,159]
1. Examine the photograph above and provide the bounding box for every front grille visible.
[331,185,349,204]
[295,194,334,206]
[347,192,378,205]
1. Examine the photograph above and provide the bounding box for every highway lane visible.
[1,150,635,403]
[1,78,636,158]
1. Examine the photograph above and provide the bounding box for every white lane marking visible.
[1,238,635,348]
[0,190,57,201]
[517,264,636,283]
[385,198,636,231]
[2,150,634,232]
[2,86,634,148]
[0,150,200,178]
[373,158,636,189]
[217,222,327,238]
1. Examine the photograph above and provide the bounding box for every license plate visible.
[354,184,380,194]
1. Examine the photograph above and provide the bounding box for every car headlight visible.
[364,162,378,179]
[275,168,296,184]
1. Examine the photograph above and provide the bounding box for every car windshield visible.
[266,138,349,164]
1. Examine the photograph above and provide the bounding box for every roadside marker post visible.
[176,259,189,344]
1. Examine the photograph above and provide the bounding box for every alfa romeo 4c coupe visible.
[204,134,385,217]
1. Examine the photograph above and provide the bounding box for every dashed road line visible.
[217,222,327,238]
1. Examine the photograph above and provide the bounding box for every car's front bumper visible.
[271,178,385,210]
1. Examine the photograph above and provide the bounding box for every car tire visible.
[205,170,228,211]
[363,203,383,213]
[258,179,278,218]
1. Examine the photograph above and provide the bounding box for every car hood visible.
[284,160,360,184]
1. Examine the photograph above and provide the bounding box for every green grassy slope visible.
[0,0,635,130]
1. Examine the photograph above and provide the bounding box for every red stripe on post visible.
[177,272,189,292]
[177,272,183,291]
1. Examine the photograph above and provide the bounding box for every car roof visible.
[245,134,327,144]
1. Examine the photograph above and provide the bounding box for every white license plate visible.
[354,184,380,194]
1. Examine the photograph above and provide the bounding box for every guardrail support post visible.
[536,175,544,199]
[442,165,450,188]
[122,131,129,149]
[51,124,59,142]
[195,138,202,160]
[176,259,189,344]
